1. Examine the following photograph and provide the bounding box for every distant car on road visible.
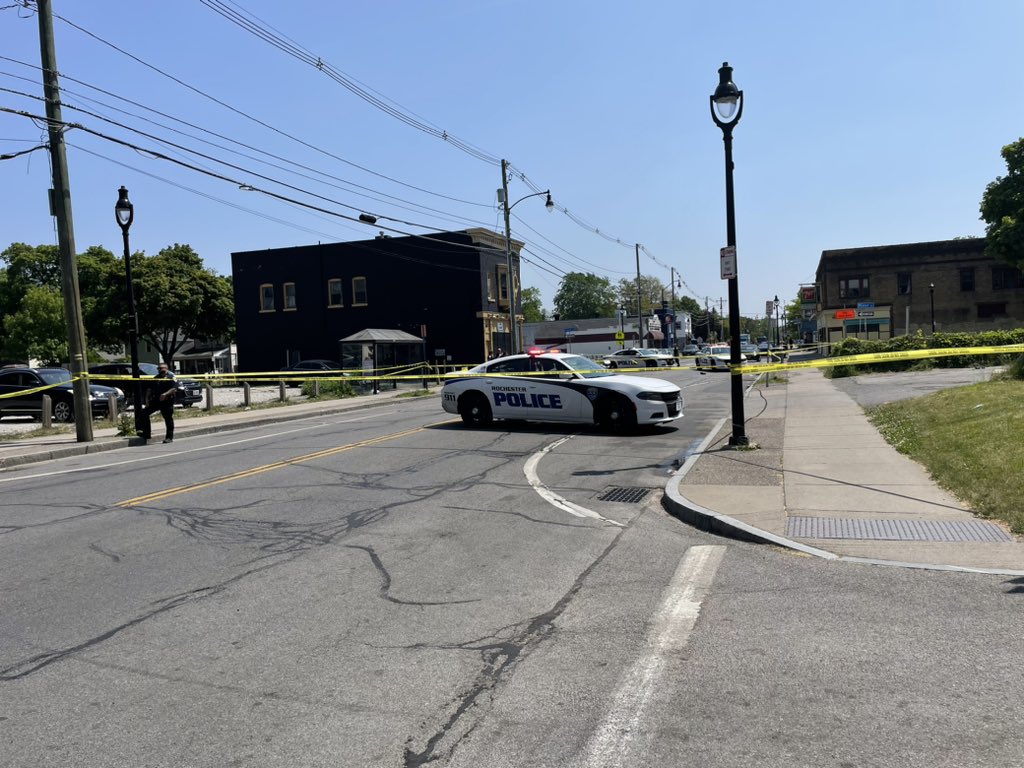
[88,362,203,407]
[681,343,700,356]
[695,345,746,372]
[601,348,676,369]
[0,367,125,422]
[741,342,760,361]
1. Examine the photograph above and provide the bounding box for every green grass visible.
[867,379,1024,534]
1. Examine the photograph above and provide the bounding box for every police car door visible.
[482,357,531,419]
[525,357,583,422]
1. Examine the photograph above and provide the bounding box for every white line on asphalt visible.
[523,436,624,527]
[0,411,393,485]
[579,544,727,767]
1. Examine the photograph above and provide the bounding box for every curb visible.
[661,418,1024,578]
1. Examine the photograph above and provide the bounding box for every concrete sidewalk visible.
[664,367,1024,575]
[0,387,416,469]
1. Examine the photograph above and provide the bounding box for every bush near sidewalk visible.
[826,329,1024,378]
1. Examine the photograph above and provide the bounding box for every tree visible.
[3,285,67,364]
[553,272,617,320]
[520,286,546,323]
[133,244,235,365]
[616,275,667,315]
[980,137,1024,271]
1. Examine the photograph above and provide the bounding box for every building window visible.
[328,278,343,307]
[497,266,509,304]
[283,282,297,310]
[992,266,1023,291]
[896,273,911,295]
[259,283,275,312]
[838,276,869,299]
[487,273,495,301]
[960,268,975,292]
[352,276,368,306]
[977,302,1008,319]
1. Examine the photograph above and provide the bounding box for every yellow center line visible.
[116,420,456,507]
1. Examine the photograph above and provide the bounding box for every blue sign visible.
[564,326,577,336]
[857,302,874,309]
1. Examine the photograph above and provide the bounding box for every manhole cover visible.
[598,487,651,504]
[787,516,1012,542]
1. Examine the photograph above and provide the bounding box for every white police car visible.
[441,350,683,429]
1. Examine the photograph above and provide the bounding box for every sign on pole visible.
[720,246,737,280]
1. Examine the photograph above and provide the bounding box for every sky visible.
[3,1,1022,321]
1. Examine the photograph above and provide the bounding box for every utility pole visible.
[500,160,516,354]
[635,244,642,348]
[37,0,92,441]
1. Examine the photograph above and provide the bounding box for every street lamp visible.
[929,282,935,334]
[500,159,553,354]
[710,61,748,446]
[115,185,144,437]
[773,294,780,348]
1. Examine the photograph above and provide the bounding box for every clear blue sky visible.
[3,1,1022,320]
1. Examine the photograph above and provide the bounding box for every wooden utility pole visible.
[37,0,92,441]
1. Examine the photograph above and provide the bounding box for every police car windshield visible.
[559,355,613,378]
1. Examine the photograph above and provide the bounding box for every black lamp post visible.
[115,186,144,435]
[929,283,935,334]
[773,295,780,348]
[710,61,748,446]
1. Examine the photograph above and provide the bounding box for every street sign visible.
[857,302,875,309]
[564,326,577,336]
[720,246,736,279]
[857,310,875,317]
[765,300,775,315]
[614,331,625,340]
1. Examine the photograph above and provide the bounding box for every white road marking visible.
[523,436,624,527]
[580,544,727,767]
[0,411,392,485]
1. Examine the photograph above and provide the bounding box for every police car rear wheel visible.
[459,392,492,426]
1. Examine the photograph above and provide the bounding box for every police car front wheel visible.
[459,392,493,426]
[595,395,636,430]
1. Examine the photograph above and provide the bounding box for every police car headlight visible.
[637,391,666,401]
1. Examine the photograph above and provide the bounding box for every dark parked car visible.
[278,359,347,387]
[87,363,203,407]
[0,367,125,422]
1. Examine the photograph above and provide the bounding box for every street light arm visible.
[508,189,553,212]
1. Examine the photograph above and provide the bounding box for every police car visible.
[441,350,683,429]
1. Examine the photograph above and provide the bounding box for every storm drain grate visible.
[598,487,651,504]
[787,516,1012,542]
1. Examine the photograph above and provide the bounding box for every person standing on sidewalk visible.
[139,362,179,443]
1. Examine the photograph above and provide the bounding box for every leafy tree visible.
[980,137,1024,271]
[133,243,234,365]
[77,245,128,351]
[520,286,546,322]
[3,285,67,364]
[553,272,617,319]
[616,275,667,315]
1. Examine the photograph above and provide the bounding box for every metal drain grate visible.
[598,487,651,504]
[787,516,1012,542]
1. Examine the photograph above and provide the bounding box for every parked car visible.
[695,345,746,372]
[442,350,682,429]
[88,363,203,407]
[601,347,675,369]
[741,342,761,361]
[0,367,125,422]
[279,359,346,387]
[681,343,700,356]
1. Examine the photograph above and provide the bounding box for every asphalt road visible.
[1,368,1021,767]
